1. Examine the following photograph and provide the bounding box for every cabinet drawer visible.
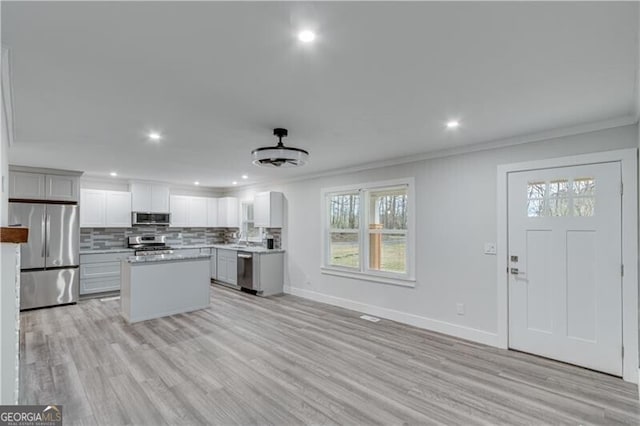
[80,277,121,294]
[80,262,121,279]
[80,252,132,263]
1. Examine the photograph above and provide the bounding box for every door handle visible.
[41,213,46,258]
[46,214,51,257]
[510,268,525,275]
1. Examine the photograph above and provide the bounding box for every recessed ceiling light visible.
[298,30,316,43]
[241,175,248,180]
[147,131,162,141]
[109,172,118,177]
[232,181,238,185]
[446,120,460,129]
[194,181,200,186]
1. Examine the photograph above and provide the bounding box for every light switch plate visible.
[484,242,497,255]
[456,303,465,315]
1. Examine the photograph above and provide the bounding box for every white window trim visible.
[320,177,416,286]
[240,200,263,243]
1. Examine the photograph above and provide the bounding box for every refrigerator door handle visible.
[45,214,51,257]
[41,212,46,258]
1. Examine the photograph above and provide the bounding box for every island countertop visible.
[126,253,211,263]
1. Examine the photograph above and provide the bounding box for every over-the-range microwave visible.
[131,212,171,226]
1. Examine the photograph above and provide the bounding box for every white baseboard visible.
[283,286,499,347]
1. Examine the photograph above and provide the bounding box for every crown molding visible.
[229,115,638,194]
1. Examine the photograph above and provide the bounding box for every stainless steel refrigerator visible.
[8,202,79,310]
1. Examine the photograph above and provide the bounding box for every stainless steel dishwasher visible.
[237,251,255,290]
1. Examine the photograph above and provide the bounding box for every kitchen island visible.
[120,253,211,323]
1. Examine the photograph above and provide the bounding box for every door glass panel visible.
[527,178,595,218]
[527,181,546,217]
[527,199,546,217]
[573,177,595,217]
[548,179,569,217]
[549,179,569,197]
[549,198,569,217]
[573,178,595,196]
[574,197,595,217]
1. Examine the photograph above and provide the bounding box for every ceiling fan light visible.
[251,128,309,168]
[251,147,309,167]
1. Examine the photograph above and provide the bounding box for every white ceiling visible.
[2,1,638,188]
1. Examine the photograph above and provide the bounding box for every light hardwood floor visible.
[20,284,640,425]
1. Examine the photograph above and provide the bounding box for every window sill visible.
[320,267,416,288]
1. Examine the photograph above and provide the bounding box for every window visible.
[322,179,415,285]
[328,192,360,269]
[241,201,262,242]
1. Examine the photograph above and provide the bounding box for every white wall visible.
[232,124,638,345]
[0,47,11,227]
[0,101,7,227]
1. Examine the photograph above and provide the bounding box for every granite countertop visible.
[172,244,218,249]
[126,253,212,263]
[173,244,285,254]
[210,244,285,254]
[80,248,135,255]
[81,245,285,255]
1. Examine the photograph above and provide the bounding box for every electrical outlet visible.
[456,303,465,315]
[484,242,497,255]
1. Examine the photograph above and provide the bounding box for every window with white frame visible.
[241,201,262,241]
[323,179,414,283]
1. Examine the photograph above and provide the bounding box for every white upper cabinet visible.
[10,171,79,202]
[218,197,239,228]
[254,191,283,228]
[188,197,208,227]
[131,182,170,213]
[46,175,79,202]
[207,198,218,227]
[81,189,131,228]
[105,191,132,227]
[80,189,106,227]
[169,195,189,227]
[151,185,170,212]
[170,195,215,227]
[9,172,45,199]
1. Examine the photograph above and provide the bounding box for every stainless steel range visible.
[128,235,174,256]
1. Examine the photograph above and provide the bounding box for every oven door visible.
[132,212,171,226]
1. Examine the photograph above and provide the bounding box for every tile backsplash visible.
[80,226,282,249]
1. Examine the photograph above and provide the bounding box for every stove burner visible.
[128,235,172,256]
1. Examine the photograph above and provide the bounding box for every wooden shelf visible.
[0,227,29,243]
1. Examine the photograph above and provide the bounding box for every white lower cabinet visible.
[173,247,217,280]
[216,249,237,285]
[252,252,285,296]
[210,249,217,280]
[80,252,132,295]
[199,248,216,280]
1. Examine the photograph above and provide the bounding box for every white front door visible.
[507,162,622,376]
